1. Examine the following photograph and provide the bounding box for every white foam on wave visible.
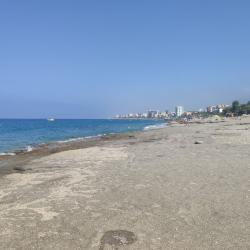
[57,137,84,143]
[143,123,167,131]
[57,134,105,144]
[84,134,105,139]
[0,152,16,156]
[0,145,34,156]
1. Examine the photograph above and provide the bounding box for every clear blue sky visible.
[1,0,250,118]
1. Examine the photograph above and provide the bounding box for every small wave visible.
[0,152,16,156]
[57,137,85,143]
[0,146,34,156]
[57,134,105,144]
[84,134,105,139]
[143,123,167,131]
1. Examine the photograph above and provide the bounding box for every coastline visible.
[0,116,249,249]
[0,131,143,176]
[0,119,165,157]
[0,122,167,176]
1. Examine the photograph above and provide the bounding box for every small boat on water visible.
[47,118,55,122]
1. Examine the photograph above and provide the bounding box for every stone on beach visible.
[13,166,26,172]
[194,140,203,144]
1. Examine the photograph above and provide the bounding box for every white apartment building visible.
[175,106,184,117]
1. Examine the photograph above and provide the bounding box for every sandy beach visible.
[0,117,249,250]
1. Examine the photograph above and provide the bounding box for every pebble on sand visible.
[13,166,26,171]
[194,140,203,144]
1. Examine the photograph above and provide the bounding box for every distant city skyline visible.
[1,1,250,118]
[114,102,229,119]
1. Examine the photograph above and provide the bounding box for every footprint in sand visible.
[99,230,136,250]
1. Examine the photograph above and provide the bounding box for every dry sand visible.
[0,117,250,249]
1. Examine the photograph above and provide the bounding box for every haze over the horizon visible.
[1,0,250,118]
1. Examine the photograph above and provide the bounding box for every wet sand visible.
[0,117,250,249]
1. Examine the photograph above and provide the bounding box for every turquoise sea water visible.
[0,119,165,154]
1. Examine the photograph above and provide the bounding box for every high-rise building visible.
[147,110,158,118]
[175,106,184,117]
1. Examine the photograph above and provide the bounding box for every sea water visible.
[0,119,165,154]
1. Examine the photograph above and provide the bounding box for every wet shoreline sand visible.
[0,132,140,176]
[0,117,249,249]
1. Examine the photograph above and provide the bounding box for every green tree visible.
[240,104,247,114]
[232,100,240,114]
[245,103,250,114]
[238,101,250,115]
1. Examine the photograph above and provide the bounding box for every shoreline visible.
[0,131,143,176]
[0,115,240,159]
[0,116,246,177]
[0,122,169,176]
[0,119,166,157]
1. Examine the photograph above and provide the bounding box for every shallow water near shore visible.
[0,119,164,154]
